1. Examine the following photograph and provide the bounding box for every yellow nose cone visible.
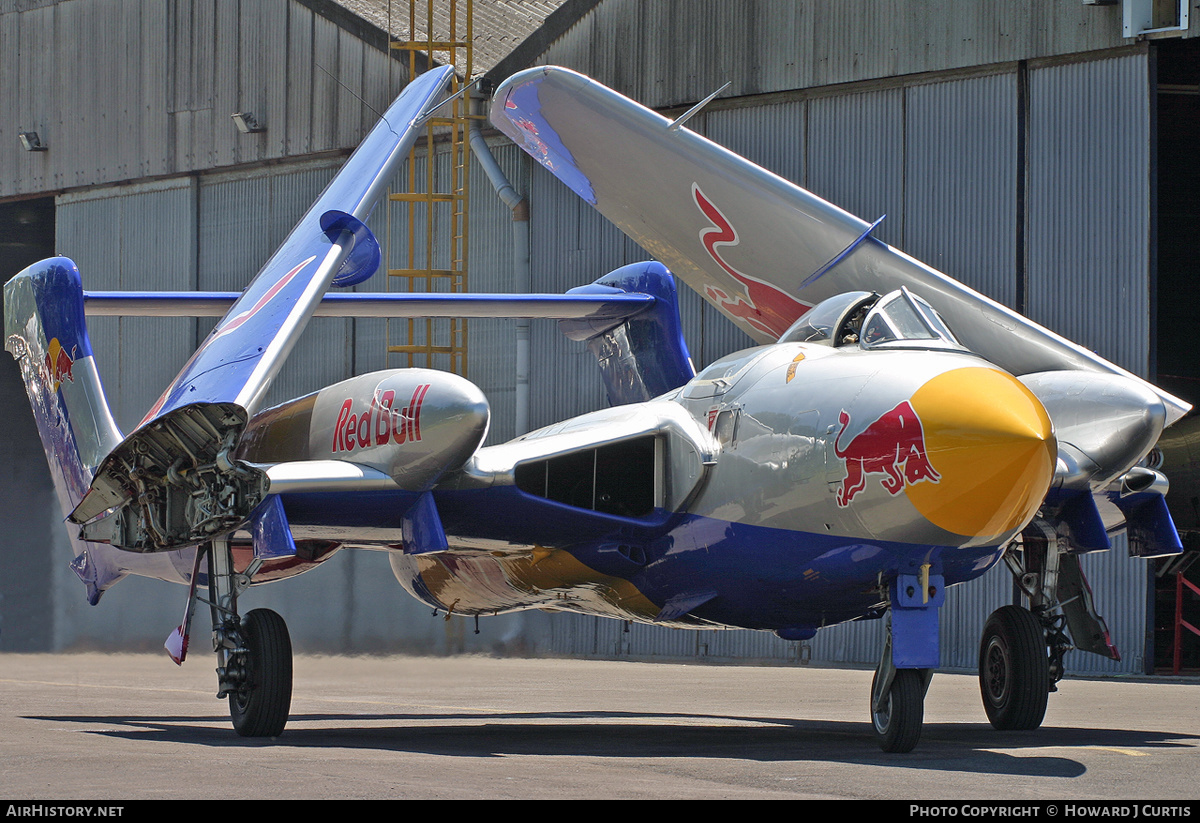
[906,367,1056,540]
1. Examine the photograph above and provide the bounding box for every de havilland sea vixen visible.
[5,64,1186,752]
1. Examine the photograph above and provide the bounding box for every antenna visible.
[316,62,385,122]
[419,77,482,121]
[668,81,732,131]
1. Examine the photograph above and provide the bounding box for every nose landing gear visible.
[871,667,926,753]
[870,605,935,753]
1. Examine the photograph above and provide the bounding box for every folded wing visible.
[489,66,1188,425]
[142,65,455,426]
[69,66,456,545]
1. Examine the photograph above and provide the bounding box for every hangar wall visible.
[0,0,1168,676]
[0,0,402,199]
[523,0,1144,108]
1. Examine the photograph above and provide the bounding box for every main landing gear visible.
[978,605,1050,730]
[976,518,1097,733]
[206,537,293,737]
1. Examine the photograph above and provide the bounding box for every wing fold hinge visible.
[71,403,268,552]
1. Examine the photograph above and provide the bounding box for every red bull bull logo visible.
[332,383,429,454]
[43,338,76,393]
[833,400,941,507]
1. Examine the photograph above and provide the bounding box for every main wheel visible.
[978,605,1049,731]
[230,608,293,738]
[871,668,924,753]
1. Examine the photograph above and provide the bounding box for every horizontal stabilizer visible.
[82,290,654,320]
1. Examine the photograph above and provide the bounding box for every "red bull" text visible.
[833,400,941,507]
[332,384,429,453]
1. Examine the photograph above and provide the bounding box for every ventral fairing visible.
[4,64,1184,752]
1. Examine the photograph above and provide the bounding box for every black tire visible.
[230,608,293,738]
[871,668,924,753]
[978,605,1049,731]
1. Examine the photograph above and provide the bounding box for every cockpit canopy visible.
[860,287,965,351]
[779,287,966,352]
[778,290,876,346]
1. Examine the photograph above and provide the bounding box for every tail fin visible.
[5,257,127,602]
[559,262,696,406]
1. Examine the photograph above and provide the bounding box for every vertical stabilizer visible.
[559,262,696,406]
[5,257,129,601]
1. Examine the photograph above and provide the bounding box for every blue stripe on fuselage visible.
[429,485,1005,631]
[276,482,1005,630]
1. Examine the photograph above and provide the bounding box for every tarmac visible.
[1,652,1197,800]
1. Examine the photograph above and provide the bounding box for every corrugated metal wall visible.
[905,73,1019,306]
[0,0,400,200]
[1026,54,1153,376]
[536,0,1151,112]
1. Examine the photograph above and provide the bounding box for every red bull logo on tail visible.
[43,338,76,392]
[833,401,940,507]
[332,383,429,454]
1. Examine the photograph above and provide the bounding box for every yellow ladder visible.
[386,0,474,376]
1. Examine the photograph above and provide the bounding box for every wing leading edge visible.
[143,64,456,426]
[69,67,456,546]
[489,66,1189,426]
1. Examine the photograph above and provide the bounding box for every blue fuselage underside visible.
[280,485,1004,632]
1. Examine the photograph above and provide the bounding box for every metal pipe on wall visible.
[469,109,531,435]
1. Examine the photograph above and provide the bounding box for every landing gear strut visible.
[207,537,293,737]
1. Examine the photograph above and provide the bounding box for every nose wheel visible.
[871,668,924,753]
[870,611,932,753]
